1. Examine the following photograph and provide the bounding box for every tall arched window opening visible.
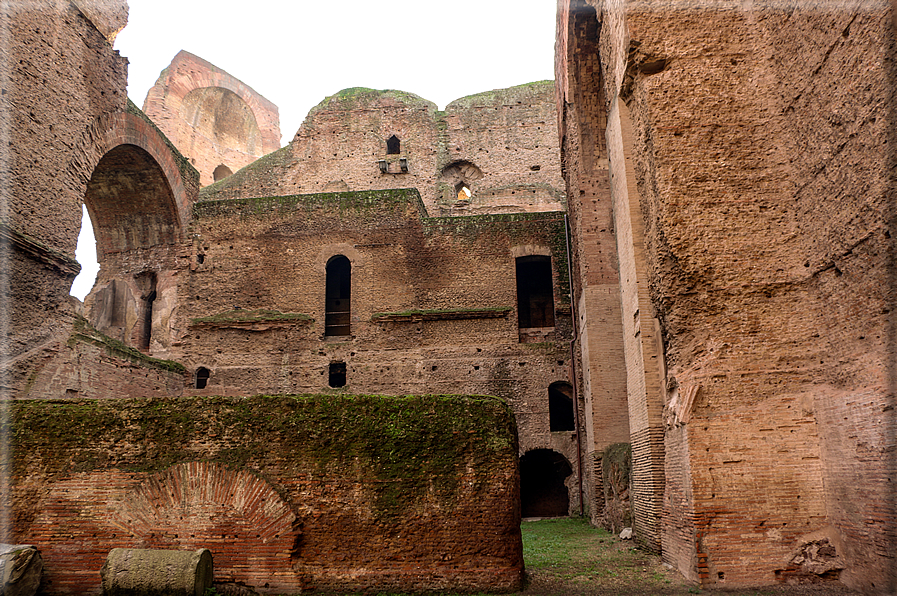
[549,381,575,432]
[516,255,555,329]
[134,271,157,352]
[386,135,400,155]
[325,256,351,336]
[195,367,210,390]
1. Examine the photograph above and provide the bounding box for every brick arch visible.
[148,51,281,156]
[70,110,199,254]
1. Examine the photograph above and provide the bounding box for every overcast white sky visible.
[72,0,559,299]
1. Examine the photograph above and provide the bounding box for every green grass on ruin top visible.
[371,306,512,320]
[445,80,555,111]
[11,394,517,519]
[191,309,313,325]
[70,317,186,374]
[194,187,429,219]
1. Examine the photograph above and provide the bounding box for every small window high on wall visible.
[325,255,351,336]
[195,367,210,390]
[386,135,400,155]
[516,256,555,328]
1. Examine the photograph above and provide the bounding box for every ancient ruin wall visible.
[12,395,523,595]
[201,85,567,217]
[142,51,282,187]
[440,82,566,215]
[170,190,579,500]
[555,1,632,524]
[570,0,896,590]
[3,1,128,357]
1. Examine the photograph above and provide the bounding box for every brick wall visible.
[12,395,523,595]
[557,0,897,591]
[142,51,281,187]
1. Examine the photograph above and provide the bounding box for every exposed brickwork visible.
[12,396,523,595]
[558,0,896,592]
[142,51,281,187]
[556,1,631,526]
[201,84,567,218]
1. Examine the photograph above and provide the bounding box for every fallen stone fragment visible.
[100,548,212,596]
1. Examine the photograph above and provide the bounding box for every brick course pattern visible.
[12,396,522,595]
[556,0,896,592]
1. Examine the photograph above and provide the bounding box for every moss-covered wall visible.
[11,394,523,595]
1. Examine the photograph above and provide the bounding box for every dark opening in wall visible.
[516,256,555,328]
[386,135,400,155]
[213,164,233,181]
[134,271,157,352]
[520,449,573,517]
[455,181,471,201]
[549,381,575,431]
[195,367,210,390]
[325,255,351,336]
[329,362,346,387]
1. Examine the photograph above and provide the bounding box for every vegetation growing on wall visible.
[69,317,186,373]
[11,394,518,520]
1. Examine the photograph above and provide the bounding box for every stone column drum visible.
[100,548,213,596]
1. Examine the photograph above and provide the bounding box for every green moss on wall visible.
[445,81,555,111]
[191,309,312,325]
[69,317,186,373]
[11,394,518,520]
[194,188,428,221]
[198,145,293,201]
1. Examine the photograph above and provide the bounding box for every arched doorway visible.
[520,449,573,518]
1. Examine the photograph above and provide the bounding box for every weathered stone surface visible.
[557,0,896,592]
[100,548,212,596]
[200,83,567,217]
[142,51,281,187]
[14,396,523,594]
[0,545,42,596]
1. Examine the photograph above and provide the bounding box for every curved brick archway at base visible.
[26,463,302,595]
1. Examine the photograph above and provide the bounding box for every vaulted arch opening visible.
[520,449,573,518]
[84,144,180,259]
[80,144,180,349]
[213,164,233,181]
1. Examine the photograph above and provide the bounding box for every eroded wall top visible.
[142,51,282,187]
[200,82,566,216]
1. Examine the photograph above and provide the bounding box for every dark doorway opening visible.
[520,449,572,518]
[516,256,555,329]
[134,271,157,352]
[195,367,210,390]
[386,135,400,155]
[329,362,346,388]
[325,256,351,336]
[549,381,575,432]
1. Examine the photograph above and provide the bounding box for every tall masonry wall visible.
[200,84,566,216]
[142,51,282,187]
[12,395,523,594]
[557,0,896,592]
[2,5,555,595]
